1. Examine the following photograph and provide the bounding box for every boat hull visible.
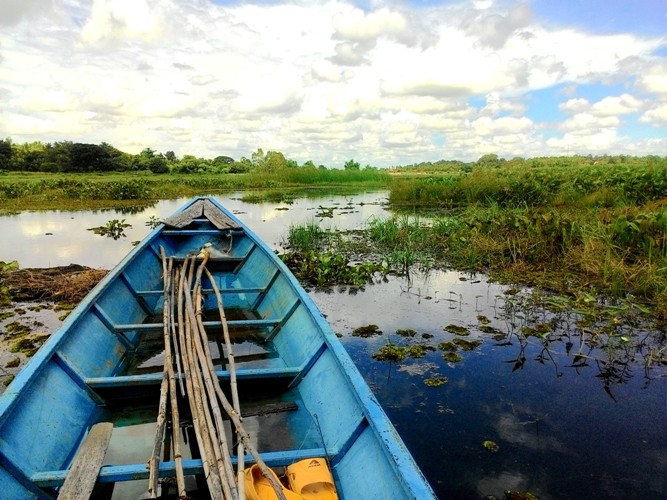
[0,197,435,499]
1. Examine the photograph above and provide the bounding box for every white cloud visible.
[0,0,665,164]
[80,0,163,44]
[591,94,643,116]
[640,104,667,126]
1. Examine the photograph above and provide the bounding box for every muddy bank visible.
[0,264,106,389]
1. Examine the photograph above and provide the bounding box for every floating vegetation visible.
[0,261,19,273]
[87,219,131,239]
[438,341,457,352]
[477,315,491,324]
[0,311,14,321]
[352,324,382,337]
[443,352,463,363]
[444,324,470,336]
[422,333,434,339]
[521,323,552,337]
[396,328,417,337]
[315,206,335,218]
[145,215,161,229]
[424,375,448,387]
[281,251,386,288]
[452,338,483,351]
[372,342,432,361]
[407,344,433,358]
[373,342,408,361]
[483,440,499,452]
[479,324,505,335]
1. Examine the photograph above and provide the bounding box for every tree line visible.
[0,139,371,174]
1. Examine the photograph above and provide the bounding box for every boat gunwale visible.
[0,196,435,498]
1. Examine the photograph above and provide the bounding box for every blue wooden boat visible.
[0,197,435,499]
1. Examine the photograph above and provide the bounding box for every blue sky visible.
[1,0,665,165]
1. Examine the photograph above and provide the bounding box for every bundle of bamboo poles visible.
[147,247,287,500]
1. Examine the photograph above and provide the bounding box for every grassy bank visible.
[0,169,392,211]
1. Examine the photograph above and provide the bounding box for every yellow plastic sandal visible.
[244,464,304,500]
[286,458,338,500]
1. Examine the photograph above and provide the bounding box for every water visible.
[1,191,665,499]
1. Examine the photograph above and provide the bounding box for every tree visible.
[148,155,168,173]
[264,151,288,171]
[344,159,360,170]
[0,138,13,170]
[475,153,504,169]
[165,151,177,161]
[213,155,234,166]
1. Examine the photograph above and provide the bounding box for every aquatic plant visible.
[352,324,382,337]
[444,324,470,336]
[88,219,131,239]
[423,375,448,387]
[280,251,386,288]
[483,440,499,452]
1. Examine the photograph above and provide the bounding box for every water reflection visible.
[0,192,389,268]
[1,193,665,499]
[312,270,667,499]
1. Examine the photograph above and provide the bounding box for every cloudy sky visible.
[1,0,665,167]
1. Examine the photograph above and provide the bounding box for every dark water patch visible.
[312,271,667,499]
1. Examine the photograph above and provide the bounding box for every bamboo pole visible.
[160,250,186,496]
[179,259,225,500]
[204,267,245,500]
[148,369,169,497]
[189,255,238,499]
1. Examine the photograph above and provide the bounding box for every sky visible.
[0,0,666,167]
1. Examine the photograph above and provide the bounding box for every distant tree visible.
[344,159,360,170]
[475,153,504,169]
[213,155,234,166]
[302,160,316,170]
[264,151,288,171]
[148,155,168,173]
[165,151,177,161]
[43,141,72,172]
[174,154,207,173]
[0,138,13,169]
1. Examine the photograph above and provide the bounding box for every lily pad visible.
[483,440,499,452]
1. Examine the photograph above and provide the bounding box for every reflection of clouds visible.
[476,471,530,498]
[398,361,439,376]
[493,411,568,453]
[19,219,63,236]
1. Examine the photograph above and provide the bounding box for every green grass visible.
[0,170,392,210]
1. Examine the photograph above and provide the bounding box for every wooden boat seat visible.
[58,422,113,499]
[32,448,327,489]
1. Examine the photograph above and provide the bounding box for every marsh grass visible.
[0,170,391,210]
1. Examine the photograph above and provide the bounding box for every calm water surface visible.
[1,192,665,499]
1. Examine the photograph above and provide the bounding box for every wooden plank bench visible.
[58,422,113,499]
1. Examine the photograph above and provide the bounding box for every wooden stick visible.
[160,249,186,496]
[204,267,245,500]
[190,255,238,499]
[148,369,169,497]
[179,259,225,500]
